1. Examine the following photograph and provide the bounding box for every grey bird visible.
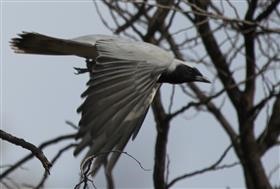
[10,32,210,175]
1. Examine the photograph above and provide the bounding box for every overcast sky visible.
[1,1,279,188]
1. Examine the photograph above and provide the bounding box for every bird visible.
[10,32,210,175]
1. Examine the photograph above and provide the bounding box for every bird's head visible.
[158,62,210,84]
[188,67,210,83]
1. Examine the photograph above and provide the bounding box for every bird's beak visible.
[195,75,211,83]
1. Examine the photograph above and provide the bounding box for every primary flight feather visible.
[11,32,210,174]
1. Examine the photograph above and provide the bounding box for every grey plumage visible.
[10,32,210,176]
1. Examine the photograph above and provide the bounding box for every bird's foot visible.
[74,67,89,75]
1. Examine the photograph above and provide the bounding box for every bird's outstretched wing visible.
[74,38,173,174]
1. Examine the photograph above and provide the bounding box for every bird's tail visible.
[10,32,96,58]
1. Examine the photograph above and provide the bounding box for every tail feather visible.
[10,32,97,58]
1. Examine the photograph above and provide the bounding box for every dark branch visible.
[189,0,242,111]
[0,133,76,179]
[115,2,147,34]
[139,1,174,188]
[167,144,238,188]
[255,0,280,22]
[34,143,76,189]
[0,130,52,175]
[242,0,257,111]
[258,95,280,155]
[143,0,174,42]
[250,89,278,120]
[151,91,169,189]
[245,0,258,21]
[188,84,239,152]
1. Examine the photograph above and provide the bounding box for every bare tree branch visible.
[255,0,280,22]
[167,144,238,188]
[76,150,150,189]
[0,133,76,180]
[0,130,52,175]
[258,95,280,155]
[188,0,242,110]
[34,143,76,189]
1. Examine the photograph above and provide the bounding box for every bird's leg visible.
[74,59,95,75]
[86,58,94,72]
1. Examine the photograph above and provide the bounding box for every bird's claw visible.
[74,67,89,75]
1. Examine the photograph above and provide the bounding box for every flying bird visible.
[10,32,210,175]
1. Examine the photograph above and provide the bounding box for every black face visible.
[158,64,210,84]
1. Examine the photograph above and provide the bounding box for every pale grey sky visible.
[1,1,279,188]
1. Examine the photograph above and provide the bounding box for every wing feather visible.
[74,39,173,175]
[78,89,140,136]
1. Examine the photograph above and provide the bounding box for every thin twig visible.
[75,150,150,189]
[168,85,176,114]
[34,143,77,189]
[167,144,238,188]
